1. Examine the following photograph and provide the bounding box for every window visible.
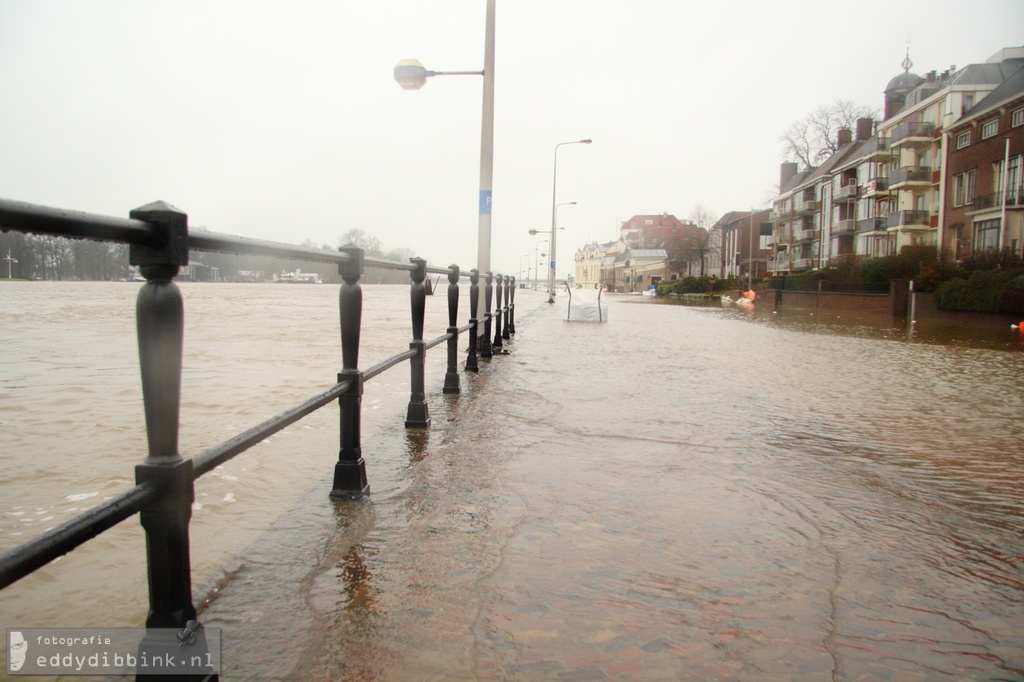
[962,94,974,114]
[1013,107,1024,127]
[974,218,1001,251]
[956,131,971,149]
[954,169,976,207]
[982,119,998,139]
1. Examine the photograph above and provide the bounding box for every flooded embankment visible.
[201,294,1024,681]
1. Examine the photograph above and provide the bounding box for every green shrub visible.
[934,268,1024,313]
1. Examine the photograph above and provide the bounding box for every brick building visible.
[943,62,1024,257]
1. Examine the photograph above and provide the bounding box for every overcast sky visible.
[2,1,1022,279]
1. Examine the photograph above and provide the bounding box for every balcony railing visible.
[791,257,814,270]
[862,136,890,157]
[887,210,931,229]
[890,166,932,187]
[864,178,889,194]
[795,228,819,243]
[794,196,819,215]
[971,188,1024,211]
[857,217,886,233]
[834,219,857,235]
[835,184,860,202]
[890,121,936,145]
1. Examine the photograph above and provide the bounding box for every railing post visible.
[508,276,516,336]
[465,269,480,372]
[405,258,430,428]
[129,202,200,639]
[492,272,504,350]
[443,264,461,394]
[481,271,494,358]
[502,274,512,339]
[331,244,370,500]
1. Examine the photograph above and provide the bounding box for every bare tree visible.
[780,99,878,168]
[338,229,382,257]
[687,206,718,278]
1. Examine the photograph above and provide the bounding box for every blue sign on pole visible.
[479,190,492,215]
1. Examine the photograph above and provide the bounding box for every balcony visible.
[861,136,890,158]
[791,257,814,270]
[835,183,860,202]
[795,228,819,243]
[889,166,932,189]
[834,219,857,235]
[887,210,931,229]
[775,229,791,242]
[857,217,886,233]
[864,178,889,195]
[794,196,819,215]
[770,254,790,271]
[970,188,1024,212]
[890,121,936,147]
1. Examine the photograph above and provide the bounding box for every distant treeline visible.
[0,231,412,284]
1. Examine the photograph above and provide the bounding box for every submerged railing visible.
[0,198,519,669]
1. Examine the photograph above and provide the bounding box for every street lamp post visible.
[533,240,547,289]
[528,225,565,293]
[549,139,591,303]
[395,0,495,322]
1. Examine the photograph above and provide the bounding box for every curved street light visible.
[393,0,495,323]
[549,140,591,303]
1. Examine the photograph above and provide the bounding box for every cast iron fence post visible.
[508,276,516,335]
[331,244,370,499]
[465,269,480,372]
[492,272,504,350]
[443,264,461,394]
[129,202,202,645]
[502,274,512,340]
[405,257,430,428]
[481,271,494,358]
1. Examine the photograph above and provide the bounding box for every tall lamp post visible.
[549,139,591,303]
[533,239,547,289]
[394,0,496,322]
[529,225,565,292]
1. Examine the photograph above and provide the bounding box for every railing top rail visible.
[0,198,475,278]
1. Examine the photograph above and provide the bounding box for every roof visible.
[886,70,922,93]
[630,249,667,259]
[961,63,1024,122]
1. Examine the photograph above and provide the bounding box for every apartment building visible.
[943,62,1024,256]
[770,46,1024,273]
[710,209,772,281]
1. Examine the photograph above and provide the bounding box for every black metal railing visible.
[971,188,1024,211]
[0,198,519,677]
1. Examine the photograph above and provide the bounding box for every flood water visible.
[2,282,1023,680]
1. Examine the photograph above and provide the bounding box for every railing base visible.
[329,460,370,500]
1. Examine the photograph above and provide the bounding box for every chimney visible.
[856,117,874,141]
[838,128,852,147]
[927,70,936,82]
[780,162,798,189]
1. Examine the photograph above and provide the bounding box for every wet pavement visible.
[200,295,1024,681]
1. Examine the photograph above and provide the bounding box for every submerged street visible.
[200,293,1024,681]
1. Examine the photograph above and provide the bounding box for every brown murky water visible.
[3,284,1023,680]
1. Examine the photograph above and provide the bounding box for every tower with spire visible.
[884,45,924,119]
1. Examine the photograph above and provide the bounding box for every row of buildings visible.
[572,45,1024,292]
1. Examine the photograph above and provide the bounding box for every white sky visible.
[2,1,1022,279]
